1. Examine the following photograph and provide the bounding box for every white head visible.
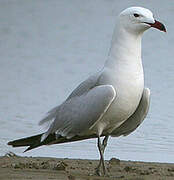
[118,7,166,34]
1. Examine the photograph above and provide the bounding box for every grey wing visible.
[41,85,116,141]
[39,72,101,126]
[111,88,150,137]
[66,72,101,100]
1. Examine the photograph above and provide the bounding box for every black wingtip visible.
[7,142,11,145]
[7,141,14,146]
[23,147,31,153]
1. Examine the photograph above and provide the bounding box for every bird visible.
[8,7,166,176]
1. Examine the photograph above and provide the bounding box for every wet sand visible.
[0,152,174,180]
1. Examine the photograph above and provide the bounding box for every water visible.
[0,0,174,163]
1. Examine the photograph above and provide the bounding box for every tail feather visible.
[8,133,98,152]
[8,134,43,147]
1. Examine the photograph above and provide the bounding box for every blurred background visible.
[0,0,173,162]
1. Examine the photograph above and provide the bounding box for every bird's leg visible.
[103,135,109,151]
[95,135,109,176]
[96,135,109,174]
[97,136,106,175]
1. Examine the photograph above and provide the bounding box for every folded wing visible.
[41,84,116,141]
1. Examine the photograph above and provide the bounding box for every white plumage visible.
[8,7,166,176]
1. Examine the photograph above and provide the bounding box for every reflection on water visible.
[0,0,174,162]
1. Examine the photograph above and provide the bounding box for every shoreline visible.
[0,153,174,180]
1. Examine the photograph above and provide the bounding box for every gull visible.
[8,7,166,176]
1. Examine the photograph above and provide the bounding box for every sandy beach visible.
[1,153,174,180]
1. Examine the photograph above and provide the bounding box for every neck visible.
[105,22,143,69]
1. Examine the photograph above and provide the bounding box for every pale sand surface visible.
[0,153,174,180]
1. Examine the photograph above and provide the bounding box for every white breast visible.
[94,63,144,135]
[91,17,145,136]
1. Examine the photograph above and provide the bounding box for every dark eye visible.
[133,13,140,17]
